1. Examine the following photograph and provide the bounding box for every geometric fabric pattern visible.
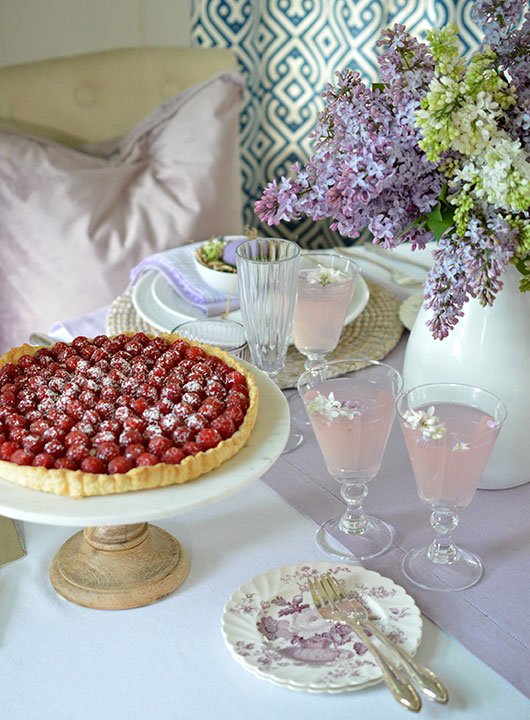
[190,1,484,248]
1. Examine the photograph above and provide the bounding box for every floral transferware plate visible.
[221,561,422,693]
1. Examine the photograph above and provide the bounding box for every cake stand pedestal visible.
[0,363,288,610]
[49,522,190,610]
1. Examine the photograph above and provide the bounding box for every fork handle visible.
[352,623,422,712]
[358,619,449,704]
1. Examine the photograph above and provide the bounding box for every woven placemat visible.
[106,280,404,389]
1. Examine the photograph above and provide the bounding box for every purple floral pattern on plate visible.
[221,561,422,693]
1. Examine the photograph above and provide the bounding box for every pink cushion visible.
[0,71,244,353]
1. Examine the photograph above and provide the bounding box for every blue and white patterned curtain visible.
[190,0,484,247]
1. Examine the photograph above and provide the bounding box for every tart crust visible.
[0,333,258,498]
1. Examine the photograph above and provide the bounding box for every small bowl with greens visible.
[194,235,247,295]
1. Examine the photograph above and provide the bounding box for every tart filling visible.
[0,332,258,498]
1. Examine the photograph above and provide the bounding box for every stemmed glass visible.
[293,251,360,370]
[396,383,507,591]
[289,251,360,430]
[236,237,303,452]
[298,358,402,561]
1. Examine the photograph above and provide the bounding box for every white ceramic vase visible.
[403,264,530,490]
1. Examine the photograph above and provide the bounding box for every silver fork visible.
[326,575,449,705]
[338,248,424,287]
[308,577,422,712]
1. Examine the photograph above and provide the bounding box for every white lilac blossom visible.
[402,406,447,440]
[452,442,470,451]
[255,3,530,339]
[306,392,363,424]
[306,265,343,286]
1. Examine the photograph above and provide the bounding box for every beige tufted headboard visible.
[0,46,238,147]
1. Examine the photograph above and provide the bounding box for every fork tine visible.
[307,578,322,610]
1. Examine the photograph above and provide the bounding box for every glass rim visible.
[297,357,403,392]
[298,249,361,277]
[395,381,508,426]
[235,237,302,264]
[170,319,248,351]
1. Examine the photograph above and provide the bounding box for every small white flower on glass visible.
[306,391,363,424]
[306,265,342,287]
[402,405,447,440]
[452,441,470,452]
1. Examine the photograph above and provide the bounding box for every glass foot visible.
[402,545,483,591]
[315,515,393,562]
[282,426,304,454]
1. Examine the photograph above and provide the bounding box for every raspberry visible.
[66,444,90,462]
[100,386,119,402]
[124,340,143,356]
[79,389,97,408]
[92,334,109,347]
[64,398,84,421]
[148,435,172,457]
[160,414,180,434]
[22,434,45,454]
[124,443,145,461]
[65,430,90,447]
[137,382,158,402]
[155,398,173,415]
[172,401,193,421]
[196,428,222,451]
[56,414,76,433]
[132,397,148,416]
[181,391,203,409]
[80,456,107,474]
[186,413,209,432]
[79,344,96,361]
[29,419,49,436]
[72,336,90,350]
[9,427,27,444]
[65,355,83,373]
[32,452,56,468]
[135,452,159,467]
[172,425,194,446]
[55,456,79,470]
[226,371,247,389]
[161,447,186,465]
[95,400,114,419]
[199,398,225,420]
[205,380,226,400]
[10,448,34,465]
[185,346,207,361]
[123,416,146,433]
[107,456,134,474]
[119,428,143,446]
[95,441,121,462]
[211,416,236,440]
[5,413,28,429]
[44,440,66,458]
[223,406,245,427]
[160,385,181,403]
[0,441,19,460]
[226,390,249,411]
[182,441,201,456]
[100,419,121,435]
[144,424,163,439]
[18,355,37,369]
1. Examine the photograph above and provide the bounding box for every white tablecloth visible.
[3,478,529,720]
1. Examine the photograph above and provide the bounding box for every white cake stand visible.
[0,363,289,610]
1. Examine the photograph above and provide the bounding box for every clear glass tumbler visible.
[235,238,301,378]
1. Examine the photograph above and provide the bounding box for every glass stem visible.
[338,482,369,534]
[428,509,459,564]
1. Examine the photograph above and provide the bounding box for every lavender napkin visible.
[129,243,240,316]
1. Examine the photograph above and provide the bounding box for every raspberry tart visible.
[0,332,258,497]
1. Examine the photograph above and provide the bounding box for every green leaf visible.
[372,82,385,92]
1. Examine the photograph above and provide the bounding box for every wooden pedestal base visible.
[49,522,189,610]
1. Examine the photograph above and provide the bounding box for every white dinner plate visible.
[221,561,422,693]
[132,270,370,335]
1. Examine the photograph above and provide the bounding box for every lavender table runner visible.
[262,335,530,699]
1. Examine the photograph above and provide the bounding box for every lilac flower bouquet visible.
[255,0,530,339]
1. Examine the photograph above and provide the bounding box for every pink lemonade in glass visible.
[303,378,396,480]
[297,358,402,562]
[400,402,501,510]
[293,270,355,357]
[292,252,360,369]
[396,383,507,592]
